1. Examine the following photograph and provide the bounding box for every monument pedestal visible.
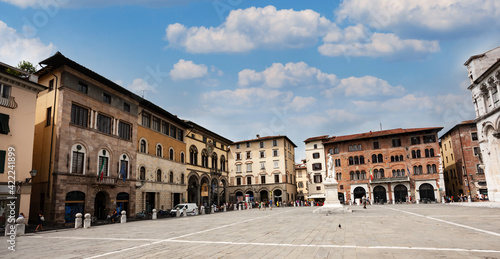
[313,180,352,214]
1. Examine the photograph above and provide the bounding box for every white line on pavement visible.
[27,234,500,254]
[385,207,500,237]
[81,211,289,259]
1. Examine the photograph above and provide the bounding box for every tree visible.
[5,60,37,77]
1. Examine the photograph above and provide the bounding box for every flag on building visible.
[99,158,106,181]
[369,168,373,181]
[407,166,411,176]
[120,162,126,182]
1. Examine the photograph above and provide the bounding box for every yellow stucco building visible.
[0,62,45,226]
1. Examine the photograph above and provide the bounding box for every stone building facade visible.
[31,52,140,226]
[465,46,500,202]
[184,121,232,209]
[322,128,444,204]
[0,62,45,226]
[439,120,485,199]
[304,135,329,202]
[227,135,297,204]
[135,100,188,213]
[295,160,308,200]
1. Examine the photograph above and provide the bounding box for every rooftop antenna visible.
[380,122,382,131]
[141,89,146,98]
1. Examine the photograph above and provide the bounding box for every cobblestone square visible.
[3,203,500,258]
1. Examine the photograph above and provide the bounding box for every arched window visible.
[360,156,364,164]
[430,148,434,157]
[180,152,185,163]
[71,144,86,174]
[392,170,397,177]
[334,147,339,154]
[119,154,129,180]
[97,149,110,178]
[156,144,162,157]
[328,148,334,155]
[349,156,354,165]
[189,145,198,165]
[169,148,174,160]
[157,169,162,182]
[350,171,354,180]
[169,171,174,183]
[412,150,416,159]
[336,173,342,181]
[427,164,432,174]
[432,164,437,174]
[378,154,383,163]
[201,149,208,168]
[220,155,226,171]
[180,173,185,184]
[212,153,218,170]
[399,155,403,161]
[401,169,405,176]
[416,150,421,158]
[140,139,147,153]
[380,168,385,178]
[140,166,146,180]
[391,156,395,162]
[413,165,418,175]
[361,171,366,179]
[372,154,377,163]
[354,156,359,165]
[418,165,423,174]
[374,169,379,178]
[355,171,360,180]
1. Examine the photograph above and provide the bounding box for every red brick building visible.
[439,120,486,200]
[322,127,444,204]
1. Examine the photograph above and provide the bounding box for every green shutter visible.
[0,150,6,174]
[0,113,10,134]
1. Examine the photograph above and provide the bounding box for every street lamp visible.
[25,169,37,183]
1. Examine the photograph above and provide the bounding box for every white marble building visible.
[465,46,500,202]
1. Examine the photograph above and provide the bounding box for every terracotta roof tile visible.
[304,135,329,143]
[322,127,443,144]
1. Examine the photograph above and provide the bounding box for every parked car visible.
[169,203,198,216]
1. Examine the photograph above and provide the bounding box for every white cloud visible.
[165,5,335,53]
[0,20,55,66]
[324,75,405,97]
[202,87,292,106]
[319,31,439,58]
[238,62,338,88]
[170,59,208,81]
[286,96,316,112]
[127,78,156,94]
[335,0,500,34]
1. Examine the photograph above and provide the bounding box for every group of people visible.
[16,211,45,232]
[445,193,489,203]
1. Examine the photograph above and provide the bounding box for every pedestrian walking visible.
[362,195,367,209]
[36,211,44,232]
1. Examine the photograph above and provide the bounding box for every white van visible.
[169,203,198,216]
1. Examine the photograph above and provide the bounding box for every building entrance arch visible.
[65,191,85,223]
[211,178,219,206]
[94,191,109,220]
[246,191,254,202]
[373,186,387,204]
[188,175,199,205]
[200,178,209,207]
[353,187,366,199]
[260,190,269,202]
[394,185,408,203]
[419,183,435,202]
[273,189,283,203]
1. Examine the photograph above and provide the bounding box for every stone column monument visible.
[314,154,351,214]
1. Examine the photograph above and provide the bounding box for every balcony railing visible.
[0,96,18,109]
[94,177,117,185]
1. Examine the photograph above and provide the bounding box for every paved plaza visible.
[2,203,500,258]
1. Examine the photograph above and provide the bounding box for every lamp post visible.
[25,169,37,183]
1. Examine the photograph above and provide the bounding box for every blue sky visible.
[1,0,500,161]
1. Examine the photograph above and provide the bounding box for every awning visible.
[307,194,326,199]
